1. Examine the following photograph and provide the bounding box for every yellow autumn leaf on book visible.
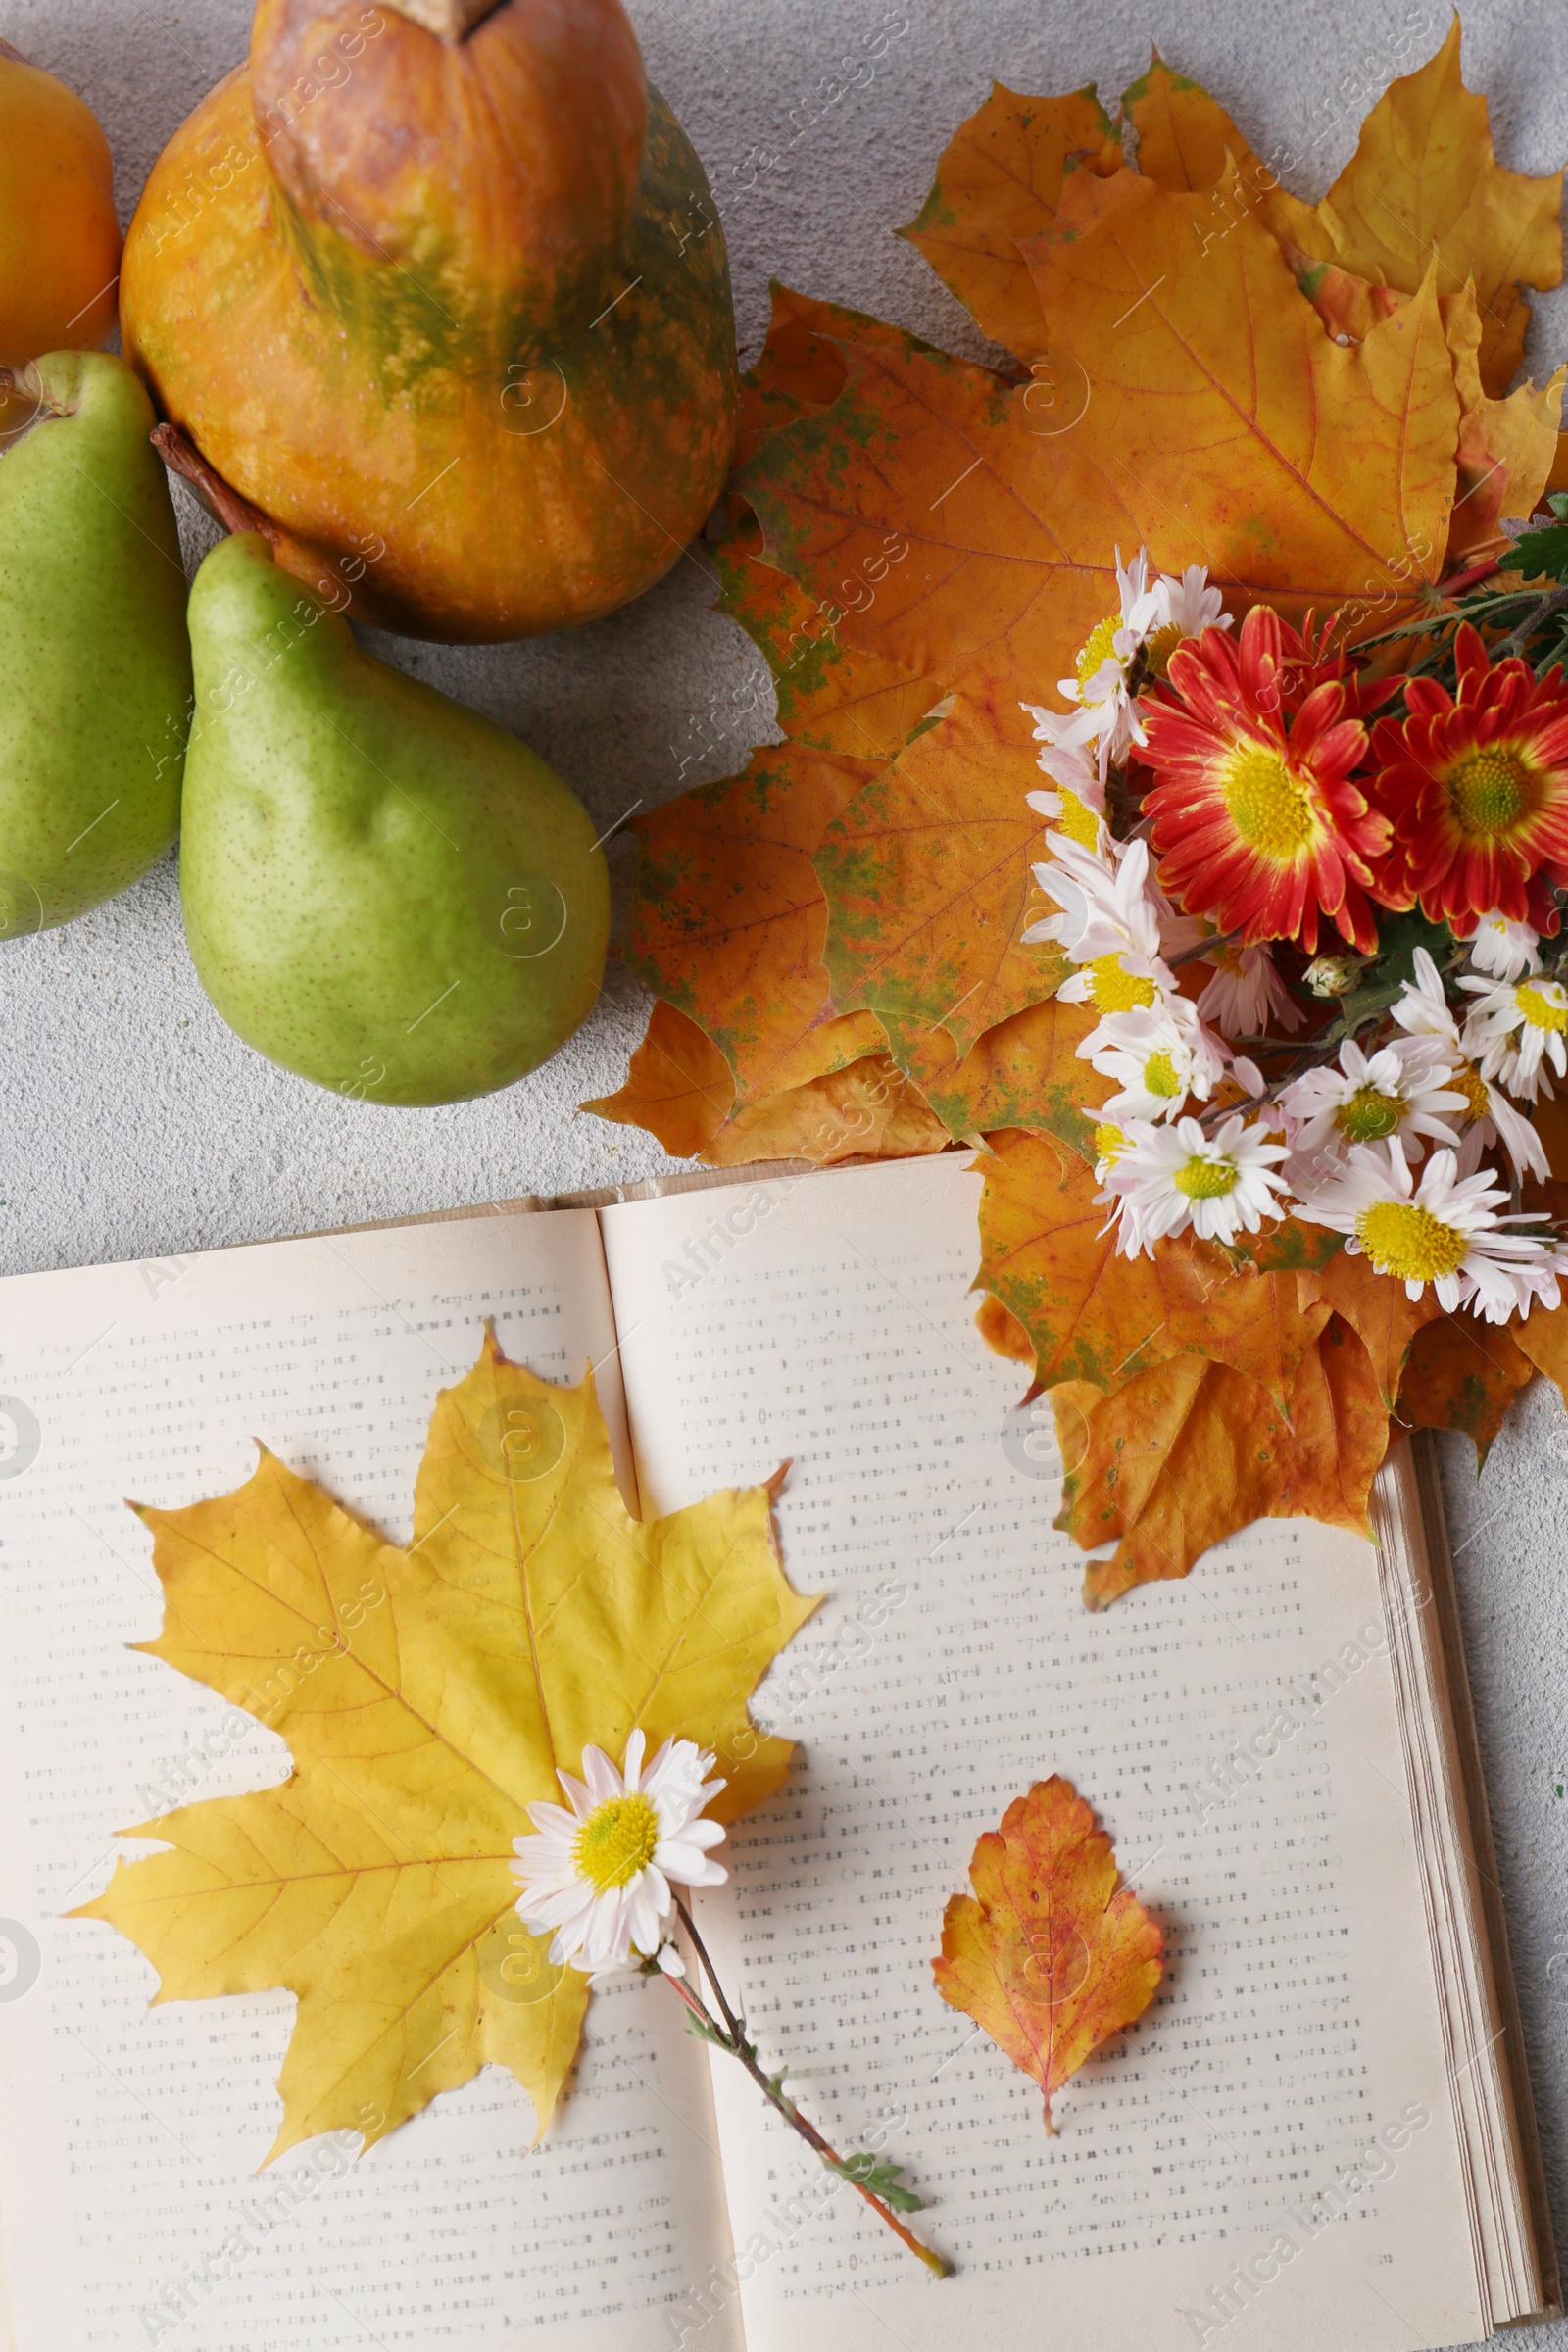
[77,1331,817,2162]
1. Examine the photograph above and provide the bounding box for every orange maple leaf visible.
[617,541,939,1106]
[1513,1298,1568,1416]
[1396,1310,1534,1464]
[1298,1247,1446,1408]
[906,991,1094,1148]
[899,84,1122,361]
[586,1001,948,1168]
[933,1774,1163,2131]
[976,1130,1330,1406]
[1054,1314,1389,1608]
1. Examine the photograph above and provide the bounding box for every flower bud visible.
[1302,952,1367,998]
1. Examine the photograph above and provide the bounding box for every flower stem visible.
[1492,581,1568,663]
[1168,927,1240,971]
[668,1900,952,2280]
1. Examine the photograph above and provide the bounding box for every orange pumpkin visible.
[120,0,737,642]
[0,41,122,367]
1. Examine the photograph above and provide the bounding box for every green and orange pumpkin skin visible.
[121,0,737,643]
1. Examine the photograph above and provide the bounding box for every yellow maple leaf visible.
[1126,28,1562,399]
[1292,19,1562,399]
[76,1332,818,2160]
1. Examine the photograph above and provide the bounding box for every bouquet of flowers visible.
[1025,538,1568,1326]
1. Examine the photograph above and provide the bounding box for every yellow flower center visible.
[1335,1084,1402,1144]
[573,1791,661,1892]
[1088,955,1158,1012]
[1222,742,1317,860]
[1057,786,1102,849]
[1173,1155,1238,1200]
[1454,1060,1491,1126]
[1094,1123,1126,1163]
[1446,745,1532,838]
[1144,1049,1184,1098]
[1355,1200,1469,1283]
[1076,612,1124,696]
[1142,620,1185,681]
[1517,979,1568,1033]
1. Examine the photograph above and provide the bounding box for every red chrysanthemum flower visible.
[1369,622,1568,934]
[1141,605,1400,956]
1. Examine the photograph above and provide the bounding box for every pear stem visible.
[151,423,281,549]
[0,365,54,448]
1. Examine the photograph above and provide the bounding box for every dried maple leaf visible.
[975,1130,1329,1406]
[899,83,1121,360]
[615,541,941,1113]
[1121,50,1273,206]
[1298,1248,1447,1407]
[736,282,949,473]
[1396,1309,1534,1463]
[746,174,1456,690]
[586,997,739,1158]
[1445,286,1563,565]
[813,694,1061,1064]
[587,1001,948,1167]
[974,1290,1033,1364]
[77,1333,817,2160]
[906,991,1093,1149]
[1055,1315,1389,1608]
[1288,19,1562,400]
[1513,1300,1568,1414]
[1126,26,1563,398]
[933,1774,1162,2130]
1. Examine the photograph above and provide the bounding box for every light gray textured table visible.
[3,2,1567,2344]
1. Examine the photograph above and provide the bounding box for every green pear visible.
[0,350,190,936]
[180,533,611,1105]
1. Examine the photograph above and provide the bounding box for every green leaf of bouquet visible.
[1510,493,1568,581]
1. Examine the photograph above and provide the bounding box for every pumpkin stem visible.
[151,423,282,548]
[376,0,509,35]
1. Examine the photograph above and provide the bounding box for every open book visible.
[0,1153,1556,2351]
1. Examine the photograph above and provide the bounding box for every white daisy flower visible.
[1196,935,1305,1041]
[1023,832,1166,963]
[1155,564,1231,640]
[1393,948,1548,1184]
[1020,710,1107,810]
[1098,1112,1291,1256]
[1466,911,1542,984]
[513,1730,727,1980]
[1390,946,1460,1049]
[1277,1034,1466,1163]
[1458,971,1568,1102]
[1090,1120,1129,1182]
[1050,548,1163,779]
[1142,564,1234,681]
[1022,727,1106,852]
[1083,997,1231,1123]
[1293,1139,1568,1322]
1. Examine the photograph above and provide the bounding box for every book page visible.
[600,1156,1489,2352]
[0,1210,740,2352]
